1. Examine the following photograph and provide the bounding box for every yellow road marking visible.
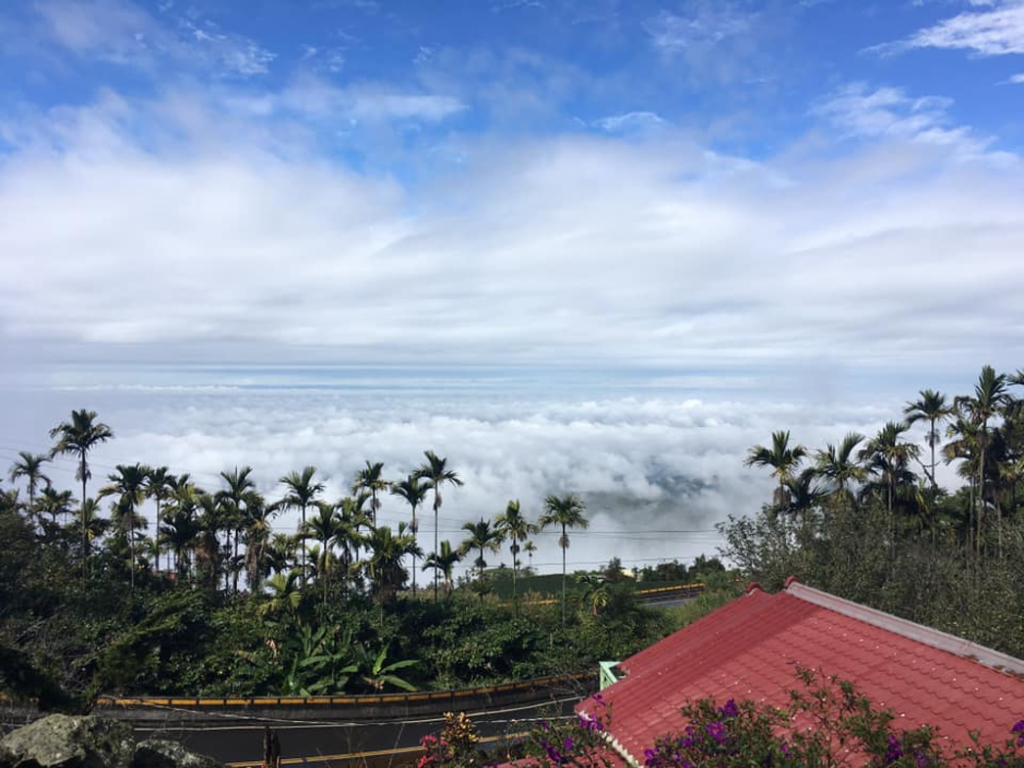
[225,731,529,767]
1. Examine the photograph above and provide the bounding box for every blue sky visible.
[2,1,1024,567]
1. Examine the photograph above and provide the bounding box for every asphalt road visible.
[135,696,581,767]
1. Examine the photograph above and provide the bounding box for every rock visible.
[0,715,135,768]
[132,741,222,768]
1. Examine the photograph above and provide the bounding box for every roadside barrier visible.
[94,672,595,724]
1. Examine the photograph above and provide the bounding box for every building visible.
[579,577,1024,767]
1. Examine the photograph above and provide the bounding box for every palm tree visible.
[859,421,919,556]
[278,466,325,588]
[495,499,538,606]
[49,409,114,576]
[37,485,76,534]
[459,519,502,598]
[905,390,951,488]
[217,466,256,593]
[390,475,429,596]
[422,540,462,597]
[414,451,463,601]
[539,493,589,623]
[144,466,174,574]
[364,524,421,615]
[72,497,107,570]
[302,502,346,605]
[782,469,828,518]
[160,504,202,582]
[814,433,866,497]
[523,540,537,572]
[242,492,274,592]
[336,496,371,593]
[957,366,1011,555]
[99,463,149,588]
[745,431,807,509]
[352,461,388,527]
[8,452,51,507]
[264,533,297,579]
[261,571,302,617]
[576,573,611,616]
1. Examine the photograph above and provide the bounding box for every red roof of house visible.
[578,579,1024,767]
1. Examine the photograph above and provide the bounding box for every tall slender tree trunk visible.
[411,505,417,597]
[301,503,307,588]
[978,423,987,560]
[81,453,89,578]
[433,494,440,603]
[930,419,938,489]
[155,499,161,574]
[233,527,241,593]
[561,523,567,625]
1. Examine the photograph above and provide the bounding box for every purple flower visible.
[1012,721,1024,734]
[564,738,574,752]
[780,742,791,759]
[719,699,740,719]
[644,748,657,763]
[706,721,728,744]
[914,750,929,768]
[884,734,904,765]
[539,720,550,731]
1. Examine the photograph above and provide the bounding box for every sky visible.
[1,0,1023,574]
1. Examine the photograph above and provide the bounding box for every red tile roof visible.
[578,579,1024,767]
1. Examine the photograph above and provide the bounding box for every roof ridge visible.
[785,580,1024,675]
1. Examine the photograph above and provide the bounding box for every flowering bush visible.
[643,668,1020,768]
[419,712,484,768]
[517,691,617,768]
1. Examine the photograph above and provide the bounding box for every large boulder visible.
[132,741,222,768]
[0,715,135,768]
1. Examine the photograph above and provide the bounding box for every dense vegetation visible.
[0,414,728,708]
[726,364,1024,657]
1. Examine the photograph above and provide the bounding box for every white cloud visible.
[0,84,1022,376]
[881,0,1024,56]
[813,82,1014,164]
[644,5,754,52]
[1010,72,1024,82]
[593,111,666,133]
[2,385,908,570]
[282,75,465,123]
[33,0,275,77]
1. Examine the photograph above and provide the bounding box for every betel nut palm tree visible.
[278,466,324,588]
[745,430,807,510]
[414,451,463,602]
[49,409,114,577]
[539,493,589,623]
[390,475,429,596]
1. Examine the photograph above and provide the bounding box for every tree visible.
[364,524,421,616]
[904,390,951,489]
[261,571,302,617]
[539,493,589,623]
[745,431,807,509]
[576,573,611,616]
[49,409,114,576]
[782,469,828,519]
[8,452,51,507]
[459,519,501,598]
[217,466,256,593]
[278,467,325,588]
[422,540,462,597]
[957,365,1011,556]
[242,492,274,592]
[523,540,537,572]
[390,475,429,596]
[159,503,201,582]
[814,433,866,497]
[302,502,344,605]
[99,463,149,589]
[144,466,174,574]
[859,422,919,558]
[414,451,463,602]
[494,499,538,607]
[336,496,371,594]
[352,461,388,527]
[71,497,107,571]
[36,486,76,540]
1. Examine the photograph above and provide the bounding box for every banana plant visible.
[355,643,419,692]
